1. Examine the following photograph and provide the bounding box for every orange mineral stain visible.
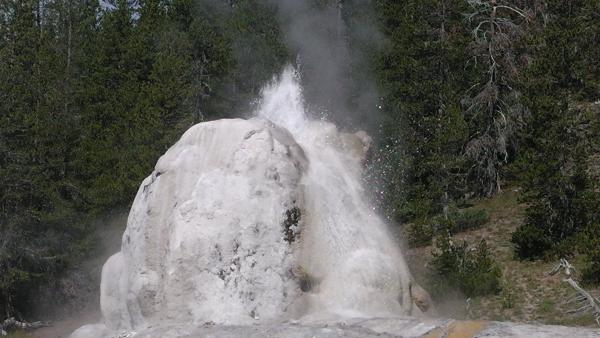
[422,320,488,338]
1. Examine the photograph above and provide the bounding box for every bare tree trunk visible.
[63,0,73,178]
[66,0,72,73]
[1,317,49,336]
[549,259,600,326]
[441,0,447,41]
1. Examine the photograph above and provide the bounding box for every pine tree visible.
[512,1,600,261]
[374,0,471,222]
[462,0,530,197]
[0,0,94,318]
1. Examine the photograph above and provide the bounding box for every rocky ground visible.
[66,316,600,338]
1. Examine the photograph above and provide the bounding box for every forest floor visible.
[405,187,600,327]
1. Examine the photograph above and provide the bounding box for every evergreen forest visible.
[0,0,599,327]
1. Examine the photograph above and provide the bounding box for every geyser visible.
[257,67,414,318]
[70,67,416,338]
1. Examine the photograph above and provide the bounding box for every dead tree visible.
[463,0,530,196]
[549,258,600,326]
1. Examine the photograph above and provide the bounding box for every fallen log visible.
[1,317,49,336]
[549,258,600,326]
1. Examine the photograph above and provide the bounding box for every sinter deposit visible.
[71,67,417,338]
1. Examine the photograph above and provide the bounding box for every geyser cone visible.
[99,118,308,329]
[71,66,416,338]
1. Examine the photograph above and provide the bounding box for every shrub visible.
[406,221,434,247]
[449,208,489,233]
[428,233,502,298]
[406,208,490,248]
[579,223,600,285]
[406,215,455,248]
[511,223,553,260]
[501,284,516,309]
[582,247,600,285]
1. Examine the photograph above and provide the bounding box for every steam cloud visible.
[267,0,385,130]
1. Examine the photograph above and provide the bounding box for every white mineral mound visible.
[71,66,415,338]
[100,117,309,330]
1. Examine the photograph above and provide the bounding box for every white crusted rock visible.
[72,67,418,338]
[99,118,307,331]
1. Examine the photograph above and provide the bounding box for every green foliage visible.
[448,208,489,233]
[0,0,287,319]
[406,220,435,248]
[512,126,596,260]
[374,0,516,224]
[0,0,95,318]
[578,223,600,285]
[461,0,529,197]
[582,246,600,286]
[429,233,502,298]
[407,207,489,248]
[511,224,553,260]
[511,1,600,262]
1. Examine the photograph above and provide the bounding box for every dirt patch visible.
[423,320,488,338]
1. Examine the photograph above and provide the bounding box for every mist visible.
[265,0,385,131]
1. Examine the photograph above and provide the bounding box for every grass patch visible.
[6,330,31,338]
[407,208,490,248]
[406,188,600,327]
[538,298,555,314]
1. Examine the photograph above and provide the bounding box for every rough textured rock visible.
[73,113,423,338]
[72,110,420,338]
[410,283,435,314]
[99,118,307,331]
[71,317,600,338]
